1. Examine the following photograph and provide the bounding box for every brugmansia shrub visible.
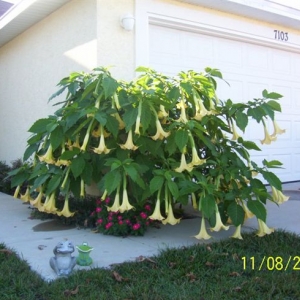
[10,66,289,239]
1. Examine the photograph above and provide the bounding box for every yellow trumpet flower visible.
[55,159,71,166]
[13,185,21,199]
[92,126,110,138]
[101,189,108,200]
[231,225,243,240]
[177,99,189,123]
[175,153,193,173]
[210,207,229,232]
[151,119,170,140]
[241,200,254,220]
[39,145,56,164]
[194,217,212,240]
[231,120,240,141]
[20,187,34,202]
[149,198,165,221]
[112,112,125,130]
[188,147,206,167]
[93,126,111,154]
[119,188,135,213]
[120,130,138,150]
[80,179,85,198]
[107,187,121,212]
[271,186,289,204]
[271,120,285,137]
[191,193,198,210]
[157,105,168,119]
[57,196,75,218]
[162,203,181,225]
[30,188,44,208]
[256,219,274,237]
[260,124,277,145]
[134,115,141,135]
[193,98,210,121]
[39,192,57,214]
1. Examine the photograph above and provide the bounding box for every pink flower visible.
[105,222,113,229]
[96,218,103,224]
[140,212,147,219]
[117,215,123,221]
[96,199,101,205]
[118,220,123,225]
[144,204,151,211]
[90,212,95,216]
[105,197,111,204]
[96,207,102,213]
[132,223,141,230]
[108,215,113,221]
[145,221,149,226]
[125,219,131,225]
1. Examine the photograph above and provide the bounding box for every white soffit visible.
[0,0,72,47]
[177,0,300,29]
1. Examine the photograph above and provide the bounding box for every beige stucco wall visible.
[97,0,135,80]
[0,0,98,163]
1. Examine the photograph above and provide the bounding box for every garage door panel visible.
[271,51,292,75]
[149,24,300,181]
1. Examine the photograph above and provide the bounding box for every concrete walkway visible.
[0,182,299,281]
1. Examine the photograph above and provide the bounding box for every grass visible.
[1,230,300,300]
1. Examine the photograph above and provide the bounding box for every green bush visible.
[0,159,23,195]
[9,67,289,239]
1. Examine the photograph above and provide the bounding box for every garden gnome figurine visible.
[49,240,77,276]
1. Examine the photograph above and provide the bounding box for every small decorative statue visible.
[76,242,94,266]
[50,240,77,276]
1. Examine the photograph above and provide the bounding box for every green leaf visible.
[10,172,29,187]
[48,86,68,102]
[262,171,282,190]
[267,92,283,100]
[200,194,216,218]
[167,180,179,199]
[261,103,274,120]
[70,155,86,178]
[267,100,281,112]
[102,76,118,98]
[28,118,54,134]
[106,115,119,138]
[45,174,62,195]
[262,159,283,168]
[242,140,261,151]
[95,111,107,126]
[50,125,64,151]
[59,148,80,160]
[235,111,248,132]
[104,171,121,194]
[23,144,39,161]
[262,89,268,98]
[150,176,164,194]
[123,107,139,132]
[32,174,50,191]
[175,129,189,152]
[227,202,245,226]
[247,107,265,122]
[247,200,266,222]
[82,163,93,185]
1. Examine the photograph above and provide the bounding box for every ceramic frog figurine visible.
[49,241,76,276]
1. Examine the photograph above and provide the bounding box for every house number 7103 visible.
[274,30,288,41]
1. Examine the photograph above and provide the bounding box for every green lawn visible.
[1,230,300,300]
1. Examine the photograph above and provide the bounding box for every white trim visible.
[135,0,300,69]
[149,14,300,53]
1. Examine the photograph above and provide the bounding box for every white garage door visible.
[149,24,300,182]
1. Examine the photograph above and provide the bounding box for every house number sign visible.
[274,30,288,41]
